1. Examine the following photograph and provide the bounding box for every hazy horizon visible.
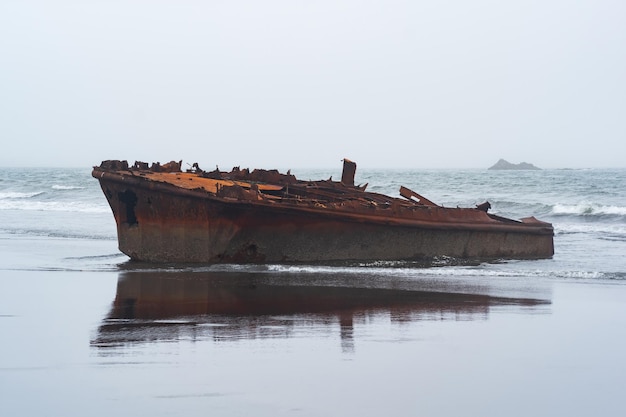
[2,1,624,170]
[0,159,622,171]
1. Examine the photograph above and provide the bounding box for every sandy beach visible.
[1,235,625,417]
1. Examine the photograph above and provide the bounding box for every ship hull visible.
[94,168,554,263]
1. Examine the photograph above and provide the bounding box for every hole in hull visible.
[118,190,138,226]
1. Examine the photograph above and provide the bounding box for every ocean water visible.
[1,166,624,278]
[1,166,626,417]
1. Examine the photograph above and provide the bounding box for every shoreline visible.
[1,266,625,416]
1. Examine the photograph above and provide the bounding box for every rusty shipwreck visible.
[92,159,554,264]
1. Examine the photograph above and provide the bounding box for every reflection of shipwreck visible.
[92,159,554,263]
[92,270,550,349]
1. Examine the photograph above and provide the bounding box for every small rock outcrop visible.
[488,159,541,170]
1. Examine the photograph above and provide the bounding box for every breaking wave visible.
[0,191,45,199]
[552,203,626,217]
[0,200,109,213]
[52,185,85,190]
[555,222,626,237]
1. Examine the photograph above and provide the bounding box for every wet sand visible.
[1,238,626,416]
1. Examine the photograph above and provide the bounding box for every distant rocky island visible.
[488,159,541,170]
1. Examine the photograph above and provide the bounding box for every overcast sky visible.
[1,1,624,169]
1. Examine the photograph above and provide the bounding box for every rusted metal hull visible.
[93,160,554,264]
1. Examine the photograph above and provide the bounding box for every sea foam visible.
[52,185,85,190]
[0,200,109,213]
[0,191,45,199]
[552,203,626,217]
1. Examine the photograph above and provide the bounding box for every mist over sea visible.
[1,165,625,416]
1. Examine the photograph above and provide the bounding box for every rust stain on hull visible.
[92,159,554,264]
